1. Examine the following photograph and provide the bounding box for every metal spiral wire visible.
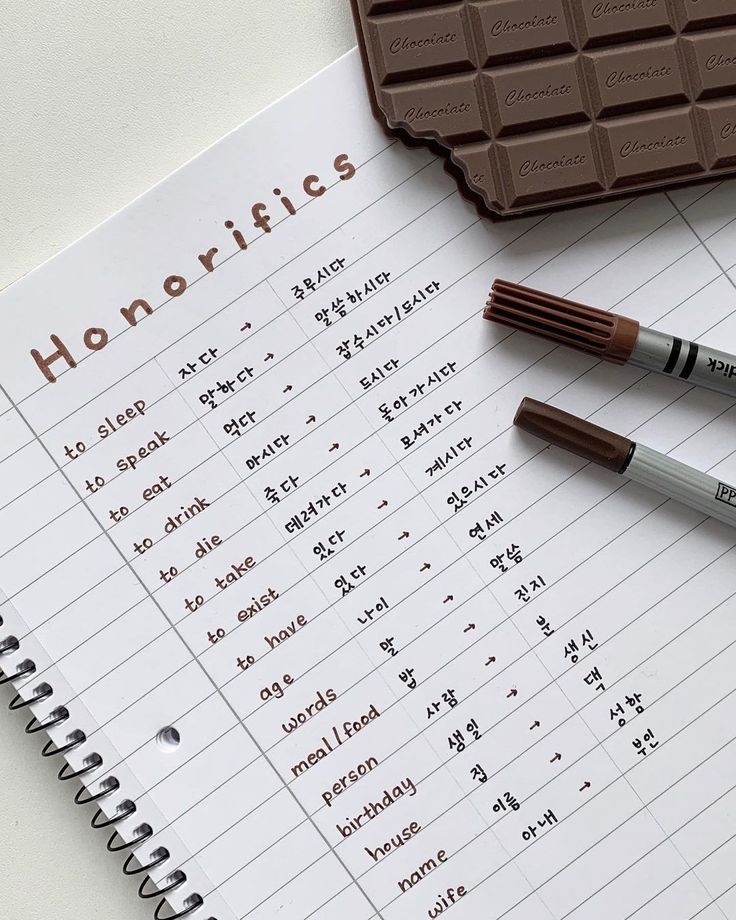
[0,613,212,920]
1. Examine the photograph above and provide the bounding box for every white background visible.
[0,2,354,918]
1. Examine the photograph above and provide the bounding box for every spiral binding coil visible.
[0,614,211,920]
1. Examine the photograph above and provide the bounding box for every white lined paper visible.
[1,49,735,920]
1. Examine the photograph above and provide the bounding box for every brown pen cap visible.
[514,397,634,474]
[485,280,640,365]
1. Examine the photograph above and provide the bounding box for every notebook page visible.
[1,47,736,920]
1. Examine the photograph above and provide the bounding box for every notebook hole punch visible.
[0,635,20,655]
[9,681,53,710]
[26,705,69,734]
[153,893,206,920]
[123,846,170,876]
[74,776,121,806]
[107,823,154,853]
[42,728,87,758]
[139,868,187,899]
[156,725,181,751]
[58,751,103,781]
[0,658,36,685]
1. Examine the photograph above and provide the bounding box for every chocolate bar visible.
[350,0,736,218]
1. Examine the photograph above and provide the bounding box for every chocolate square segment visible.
[572,0,674,48]
[597,109,702,186]
[367,6,475,85]
[681,32,736,100]
[676,0,736,31]
[381,75,489,144]
[697,101,736,167]
[484,57,588,135]
[453,142,505,209]
[583,39,687,117]
[469,0,574,66]
[497,126,604,206]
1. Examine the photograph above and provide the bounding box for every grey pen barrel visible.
[625,444,736,529]
[630,327,736,399]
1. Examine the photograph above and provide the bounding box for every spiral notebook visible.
[2,47,736,920]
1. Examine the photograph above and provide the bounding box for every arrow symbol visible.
[378,500,388,510]
[463,623,475,633]
[398,531,410,541]
[443,594,454,604]
[283,384,293,393]
[507,688,518,699]
[264,352,274,362]
[550,752,562,763]
[329,443,340,452]
[485,656,496,667]
[579,781,591,792]
[306,415,316,425]
[360,469,371,478]
[530,720,541,730]
[240,321,251,332]
[420,562,431,572]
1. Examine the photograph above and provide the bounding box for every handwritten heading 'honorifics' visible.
[31,154,357,384]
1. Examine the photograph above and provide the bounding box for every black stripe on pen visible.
[679,341,700,379]
[619,442,637,475]
[663,335,683,374]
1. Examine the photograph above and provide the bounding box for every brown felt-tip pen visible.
[486,280,736,401]
[514,398,736,530]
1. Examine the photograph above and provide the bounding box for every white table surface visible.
[0,3,354,917]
